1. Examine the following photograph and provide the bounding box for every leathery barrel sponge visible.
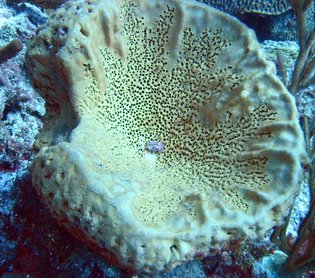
[26,0,306,273]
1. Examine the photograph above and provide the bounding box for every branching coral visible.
[271,0,315,272]
[289,0,315,93]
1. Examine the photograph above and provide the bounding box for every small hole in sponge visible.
[61,26,68,34]
[170,244,177,251]
[80,26,89,37]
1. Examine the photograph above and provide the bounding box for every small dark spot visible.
[44,172,52,179]
[40,161,45,168]
[170,244,177,251]
[42,39,51,50]
[48,192,54,199]
[80,26,89,37]
[63,200,69,209]
[60,26,68,35]
[73,216,81,225]
[30,110,43,119]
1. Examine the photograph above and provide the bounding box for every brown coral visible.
[0,39,23,64]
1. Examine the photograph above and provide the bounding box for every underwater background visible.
[0,0,314,277]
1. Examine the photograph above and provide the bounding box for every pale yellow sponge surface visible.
[26,0,306,273]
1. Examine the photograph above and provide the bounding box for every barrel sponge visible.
[26,0,306,273]
[201,0,291,15]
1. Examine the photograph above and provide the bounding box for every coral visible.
[0,39,23,64]
[6,0,67,9]
[271,0,315,273]
[202,240,275,277]
[200,0,292,15]
[253,250,291,277]
[17,3,49,26]
[289,0,315,94]
[26,0,306,273]
[270,11,297,41]
[262,40,299,64]
[201,1,313,43]
[262,40,299,86]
